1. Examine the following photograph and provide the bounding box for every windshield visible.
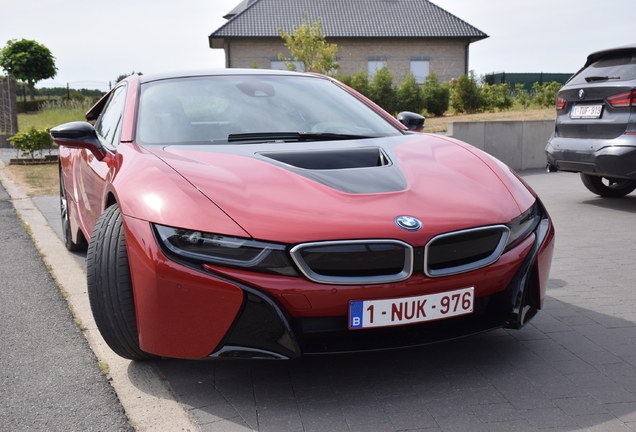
[569,52,636,84]
[136,75,402,145]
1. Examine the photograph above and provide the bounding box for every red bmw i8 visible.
[51,70,554,360]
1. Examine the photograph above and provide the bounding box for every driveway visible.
[6,160,636,431]
[153,170,636,432]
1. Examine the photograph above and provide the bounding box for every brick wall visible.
[226,38,467,83]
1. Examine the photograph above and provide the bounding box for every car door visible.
[75,85,127,239]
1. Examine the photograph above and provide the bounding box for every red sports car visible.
[51,70,555,360]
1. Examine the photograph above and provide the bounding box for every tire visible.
[580,173,636,198]
[87,204,157,360]
[59,170,87,251]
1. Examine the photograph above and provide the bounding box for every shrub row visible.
[335,67,562,117]
[16,100,49,113]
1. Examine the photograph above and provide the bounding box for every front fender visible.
[109,143,249,237]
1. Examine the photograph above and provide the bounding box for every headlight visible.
[505,201,542,250]
[153,224,299,276]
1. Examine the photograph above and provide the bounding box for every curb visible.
[0,159,201,432]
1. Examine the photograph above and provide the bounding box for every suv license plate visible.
[349,287,474,329]
[571,104,603,119]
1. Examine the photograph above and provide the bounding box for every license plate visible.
[349,287,474,329]
[570,104,603,119]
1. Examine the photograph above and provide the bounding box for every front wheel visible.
[59,170,87,251]
[580,173,636,198]
[87,204,157,360]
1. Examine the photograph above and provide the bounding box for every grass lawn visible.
[17,99,93,132]
[423,108,555,133]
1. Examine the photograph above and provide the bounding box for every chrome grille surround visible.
[290,239,413,285]
[424,225,510,278]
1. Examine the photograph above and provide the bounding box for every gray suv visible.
[546,44,636,197]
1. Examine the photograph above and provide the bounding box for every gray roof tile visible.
[211,0,488,39]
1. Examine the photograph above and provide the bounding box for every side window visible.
[94,85,127,149]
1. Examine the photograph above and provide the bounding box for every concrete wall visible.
[446,120,555,171]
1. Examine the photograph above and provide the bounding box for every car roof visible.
[137,68,316,84]
[584,44,636,68]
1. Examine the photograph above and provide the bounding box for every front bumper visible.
[210,210,555,360]
[546,135,636,179]
[123,203,554,360]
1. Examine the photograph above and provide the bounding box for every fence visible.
[1,76,18,148]
[1,76,18,134]
[484,72,573,89]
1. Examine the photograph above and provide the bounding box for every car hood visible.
[145,134,526,245]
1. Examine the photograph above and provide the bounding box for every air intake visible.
[424,226,510,277]
[290,240,413,285]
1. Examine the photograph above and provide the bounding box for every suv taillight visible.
[606,89,636,108]
[556,96,566,110]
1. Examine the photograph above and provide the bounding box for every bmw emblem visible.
[395,216,422,231]
[578,89,585,100]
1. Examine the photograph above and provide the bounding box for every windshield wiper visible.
[227,132,376,143]
[585,75,621,82]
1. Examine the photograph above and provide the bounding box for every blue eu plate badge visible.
[349,301,363,328]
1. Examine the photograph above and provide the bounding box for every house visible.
[209,0,488,84]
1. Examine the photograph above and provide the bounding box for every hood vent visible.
[258,147,390,170]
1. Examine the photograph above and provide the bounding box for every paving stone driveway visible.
[152,170,636,432]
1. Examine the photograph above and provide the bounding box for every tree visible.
[421,72,450,117]
[349,70,370,96]
[514,83,531,109]
[0,39,57,100]
[396,72,423,114]
[278,15,339,74]
[532,81,562,108]
[369,66,397,114]
[481,83,513,112]
[450,71,483,114]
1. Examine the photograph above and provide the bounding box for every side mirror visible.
[50,121,106,160]
[397,112,425,132]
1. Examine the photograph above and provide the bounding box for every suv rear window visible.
[569,52,636,84]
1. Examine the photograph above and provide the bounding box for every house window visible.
[409,56,431,84]
[366,56,390,78]
[269,57,304,72]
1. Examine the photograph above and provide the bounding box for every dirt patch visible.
[4,163,59,196]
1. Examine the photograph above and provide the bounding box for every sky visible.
[0,0,633,92]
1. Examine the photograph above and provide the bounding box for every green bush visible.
[396,72,423,114]
[16,99,48,113]
[350,70,370,98]
[450,71,483,114]
[422,72,450,117]
[9,127,55,159]
[514,83,532,109]
[333,71,352,87]
[481,83,513,112]
[532,81,562,108]
[369,66,397,114]
[69,91,86,101]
